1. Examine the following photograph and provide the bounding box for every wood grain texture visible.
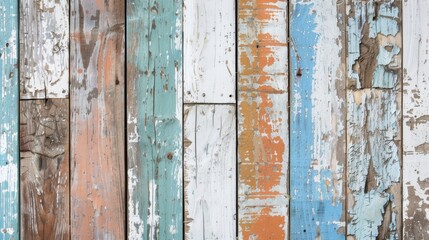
[70,0,125,239]
[346,0,402,239]
[184,105,236,239]
[183,0,235,103]
[19,0,69,99]
[127,0,183,239]
[403,0,429,238]
[20,100,69,240]
[237,0,289,238]
[290,0,346,238]
[0,1,19,238]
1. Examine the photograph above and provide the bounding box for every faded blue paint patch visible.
[0,1,19,239]
[290,2,343,239]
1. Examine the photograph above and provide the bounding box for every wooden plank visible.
[289,0,346,238]
[237,0,289,238]
[20,100,69,240]
[403,0,429,238]
[0,1,19,238]
[346,0,402,239]
[126,0,183,238]
[184,104,236,239]
[183,0,235,103]
[19,0,69,99]
[70,0,125,239]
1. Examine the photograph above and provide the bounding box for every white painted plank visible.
[184,104,236,239]
[20,0,69,99]
[403,0,429,238]
[183,0,235,103]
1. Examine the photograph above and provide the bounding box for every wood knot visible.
[167,152,173,160]
[297,68,302,77]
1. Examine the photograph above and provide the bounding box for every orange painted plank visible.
[238,0,289,239]
[70,0,125,238]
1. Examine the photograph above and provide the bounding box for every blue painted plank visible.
[290,0,346,238]
[0,1,19,239]
[127,0,183,239]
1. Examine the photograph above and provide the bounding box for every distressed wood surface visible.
[70,0,125,239]
[403,0,429,238]
[346,0,402,239]
[184,105,236,239]
[20,100,69,240]
[127,0,183,239]
[290,0,346,238]
[0,1,19,238]
[238,0,289,238]
[19,0,69,99]
[183,0,235,103]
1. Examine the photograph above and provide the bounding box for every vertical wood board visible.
[184,105,236,239]
[403,0,429,238]
[346,0,402,239]
[127,0,183,239]
[20,100,69,240]
[0,1,19,238]
[238,0,289,238]
[19,0,69,99]
[290,0,346,238]
[70,0,125,239]
[183,0,236,103]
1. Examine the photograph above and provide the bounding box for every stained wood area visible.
[20,99,69,240]
[70,0,125,239]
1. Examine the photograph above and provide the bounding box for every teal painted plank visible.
[346,0,402,239]
[127,0,183,239]
[0,1,19,239]
[290,0,346,238]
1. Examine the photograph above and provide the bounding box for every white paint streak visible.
[184,0,235,103]
[127,168,144,240]
[184,105,236,239]
[148,180,160,239]
[0,163,17,193]
[20,0,69,99]
[403,0,429,238]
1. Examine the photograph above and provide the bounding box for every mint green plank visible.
[127,0,183,239]
[0,1,19,239]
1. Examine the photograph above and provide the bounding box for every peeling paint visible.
[347,0,402,239]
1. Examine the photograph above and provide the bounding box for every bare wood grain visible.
[20,99,69,240]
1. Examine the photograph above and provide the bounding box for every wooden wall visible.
[0,0,428,239]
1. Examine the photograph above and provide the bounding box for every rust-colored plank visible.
[70,0,125,238]
[238,0,289,238]
[20,99,69,240]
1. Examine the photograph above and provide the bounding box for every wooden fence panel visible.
[20,100,69,240]
[403,0,429,238]
[346,0,402,239]
[70,0,125,239]
[183,0,236,103]
[0,1,19,238]
[126,0,183,238]
[19,0,69,99]
[289,0,346,238]
[184,105,236,239]
[238,0,289,238]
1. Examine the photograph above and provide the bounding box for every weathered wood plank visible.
[346,0,402,239]
[289,0,346,238]
[70,0,125,238]
[19,0,69,99]
[403,0,429,238]
[0,1,19,238]
[20,100,69,240]
[184,104,236,239]
[237,0,289,238]
[183,0,235,103]
[127,0,183,239]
